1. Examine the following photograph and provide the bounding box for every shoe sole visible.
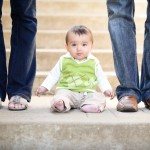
[8,106,27,111]
[145,104,150,110]
[117,107,138,112]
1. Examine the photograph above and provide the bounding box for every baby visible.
[36,25,114,113]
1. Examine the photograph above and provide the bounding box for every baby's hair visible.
[66,25,93,44]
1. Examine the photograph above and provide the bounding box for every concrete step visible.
[3,0,147,15]
[3,14,108,31]
[37,0,147,15]
[3,0,105,14]
[35,50,112,72]
[3,30,145,49]
[0,96,150,150]
[6,49,115,71]
[35,49,143,71]
[2,14,146,31]
[6,49,143,72]
[6,49,143,94]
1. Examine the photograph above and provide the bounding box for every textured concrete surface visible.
[0,96,150,150]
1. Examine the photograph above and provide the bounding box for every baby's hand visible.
[104,90,115,100]
[36,86,48,97]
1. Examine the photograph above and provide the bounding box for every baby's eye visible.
[83,43,87,46]
[71,43,76,46]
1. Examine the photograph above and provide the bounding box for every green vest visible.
[56,57,98,92]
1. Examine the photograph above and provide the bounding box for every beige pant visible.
[50,89,106,112]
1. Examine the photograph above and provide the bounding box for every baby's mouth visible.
[76,53,82,56]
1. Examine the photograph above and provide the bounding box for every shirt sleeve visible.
[41,60,61,91]
[96,62,112,93]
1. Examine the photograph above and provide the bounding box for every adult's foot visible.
[117,96,138,112]
[8,96,28,111]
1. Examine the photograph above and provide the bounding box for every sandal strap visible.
[12,96,21,104]
[10,96,28,106]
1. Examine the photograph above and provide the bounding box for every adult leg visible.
[8,0,37,110]
[107,0,140,111]
[140,0,150,108]
[7,0,37,101]
[0,0,7,102]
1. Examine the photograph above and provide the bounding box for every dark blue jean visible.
[0,0,37,102]
[107,0,150,103]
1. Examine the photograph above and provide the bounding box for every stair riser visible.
[2,16,146,31]
[6,51,142,71]
[2,1,147,14]
[0,124,149,150]
[4,32,144,49]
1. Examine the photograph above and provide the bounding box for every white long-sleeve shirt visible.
[41,53,112,93]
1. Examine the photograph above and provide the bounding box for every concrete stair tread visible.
[0,96,150,149]
[3,29,146,33]
[36,70,116,75]
[6,48,144,53]
[2,12,147,16]
[0,96,148,123]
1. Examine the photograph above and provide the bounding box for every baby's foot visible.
[81,105,104,113]
[53,99,65,112]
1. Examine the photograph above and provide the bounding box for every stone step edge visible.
[36,71,116,76]
[3,29,145,34]
[2,13,147,17]
[3,0,146,3]
[6,48,144,54]
[36,71,142,77]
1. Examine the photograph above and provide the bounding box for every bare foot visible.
[81,105,104,113]
[8,96,28,111]
[53,99,65,112]
[8,102,25,110]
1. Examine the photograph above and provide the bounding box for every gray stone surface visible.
[0,96,150,150]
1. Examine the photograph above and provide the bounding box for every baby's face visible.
[65,32,93,60]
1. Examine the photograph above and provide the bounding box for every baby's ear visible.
[65,44,69,51]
